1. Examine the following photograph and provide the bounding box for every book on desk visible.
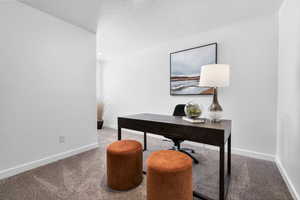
[182,117,206,123]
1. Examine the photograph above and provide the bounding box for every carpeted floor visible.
[0,128,293,200]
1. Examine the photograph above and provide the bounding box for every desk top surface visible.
[119,113,231,131]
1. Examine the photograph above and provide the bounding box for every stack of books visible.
[182,117,206,124]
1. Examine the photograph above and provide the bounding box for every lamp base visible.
[209,87,223,123]
[208,111,223,122]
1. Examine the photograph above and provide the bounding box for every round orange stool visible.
[147,150,193,200]
[106,140,143,190]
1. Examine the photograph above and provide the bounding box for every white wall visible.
[0,1,97,177]
[98,14,278,156]
[277,0,300,198]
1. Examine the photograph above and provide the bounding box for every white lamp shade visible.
[199,64,230,87]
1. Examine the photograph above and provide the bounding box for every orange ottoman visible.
[106,140,143,190]
[147,150,193,200]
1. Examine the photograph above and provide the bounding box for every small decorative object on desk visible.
[184,101,202,118]
[182,117,206,123]
[183,101,205,123]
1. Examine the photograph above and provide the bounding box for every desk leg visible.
[118,127,121,140]
[220,145,225,200]
[193,138,231,200]
[228,135,231,175]
[193,143,229,200]
[144,132,147,151]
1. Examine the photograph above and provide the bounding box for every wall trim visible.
[116,127,276,161]
[276,157,299,200]
[230,147,275,161]
[186,141,275,161]
[0,143,98,180]
[166,139,275,161]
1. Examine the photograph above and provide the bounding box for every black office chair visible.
[164,104,199,164]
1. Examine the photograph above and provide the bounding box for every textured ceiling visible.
[18,0,100,33]
[17,0,283,36]
[98,0,283,55]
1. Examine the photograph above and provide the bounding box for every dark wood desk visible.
[118,113,232,200]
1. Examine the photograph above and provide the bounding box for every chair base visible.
[169,146,199,164]
[181,148,195,153]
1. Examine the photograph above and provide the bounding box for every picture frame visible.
[170,43,217,95]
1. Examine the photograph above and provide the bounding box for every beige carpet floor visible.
[0,128,293,200]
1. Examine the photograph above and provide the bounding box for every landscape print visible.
[170,43,217,95]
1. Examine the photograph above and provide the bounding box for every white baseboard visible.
[183,141,275,161]
[0,143,98,180]
[276,157,299,200]
[231,147,275,161]
[119,128,275,161]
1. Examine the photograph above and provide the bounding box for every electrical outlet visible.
[59,136,65,144]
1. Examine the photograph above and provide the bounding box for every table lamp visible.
[199,64,230,122]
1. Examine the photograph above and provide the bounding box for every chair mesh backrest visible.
[173,104,186,117]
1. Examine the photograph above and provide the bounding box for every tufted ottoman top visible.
[147,150,192,173]
[107,140,142,155]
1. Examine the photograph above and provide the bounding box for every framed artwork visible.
[170,43,217,95]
